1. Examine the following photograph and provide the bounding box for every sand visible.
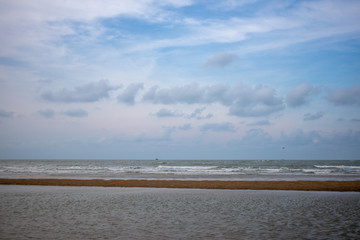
[0,178,359,191]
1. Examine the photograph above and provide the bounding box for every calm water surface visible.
[1,185,359,240]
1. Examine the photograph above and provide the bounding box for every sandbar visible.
[0,178,359,191]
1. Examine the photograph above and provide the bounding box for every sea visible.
[0,159,360,181]
[1,159,360,240]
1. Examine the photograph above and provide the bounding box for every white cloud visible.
[143,82,284,117]
[280,129,360,148]
[228,83,284,117]
[38,109,55,119]
[0,0,193,62]
[350,119,360,123]
[117,83,144,105]
[303,112,324,121]
[199,122,236,132]
[326,86,360,106]
[0,0,193,27]
[154,107,212,119]
[286,82,319,108]
[280,129,322,146]
[216,0,258,10]
[155,108,183,118]
[129,15,297,52]
[178,123,191,130]
[62,109,88,118]
[0,109,14,118]
[203,52,237,68]
[247,120,270,126]
[187,107,213,120]
[130,0,360,55]
[143,83,204,104]
[2,0,360,68]
[240,128,272,144]
[40,80,120,103]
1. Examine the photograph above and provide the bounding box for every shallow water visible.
[1,185,359,240]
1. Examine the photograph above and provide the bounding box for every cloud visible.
[0,57,27,67]
[280,129,323,146]
[228,128,360,159]
[279,129,360,148]
[203,52,237,68]
[3,0,360,67]
[134,122,193,144]
[178,123,191,131]
[0,0,194,56]
[143,83,204,105]
[303,112,324,121]
[117,83,144,105]
[217,0,258,10]
[350,118,360,123]
[0,109,14,118]
[155,107,212,119]
[155,108,183,118]
[326,86,360,106]
[322,130,360,147]
[187,107,213,120]
[286,82,319,107]
[284,129,359,147]
[237,128,360,150]
[247,120,270,126]
[130,0,360,53]
[241,128,272,144]
[62,109,88,118]
[143,82,284,117]
[228,83,285,117]
[0,0,189,23]
[199,122,236,132]
[41,80,120,103]
[38,109,55,119]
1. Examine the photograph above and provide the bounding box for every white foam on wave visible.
[314,165,360,169]
[302,169,333,175]
[157,165,218,170]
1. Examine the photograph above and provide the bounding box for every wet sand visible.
[0,178,359,191]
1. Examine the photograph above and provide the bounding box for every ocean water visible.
[0,159,360,180]
[1,185,359,240]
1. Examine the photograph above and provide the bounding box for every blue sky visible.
[0,0,359,160]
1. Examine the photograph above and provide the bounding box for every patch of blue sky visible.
[99,17,188,43]
[239,41,359,85]
[177,0,277,20]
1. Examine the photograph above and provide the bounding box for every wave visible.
[314,165,360,169]
[157,165,218,170]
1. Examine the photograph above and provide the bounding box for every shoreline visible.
[1,178,359,191]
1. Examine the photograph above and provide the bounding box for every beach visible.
[1,178,360,191]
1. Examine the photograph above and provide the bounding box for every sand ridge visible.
[1,178,360,191]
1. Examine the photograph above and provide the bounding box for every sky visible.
[0,0,359,160]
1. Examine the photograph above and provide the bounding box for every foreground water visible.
[1,159,360,180]
[0,185,359,240]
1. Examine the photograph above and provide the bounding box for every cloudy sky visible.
[0,0,359,160]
